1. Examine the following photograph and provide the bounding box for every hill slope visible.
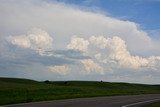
[0,77,160,105]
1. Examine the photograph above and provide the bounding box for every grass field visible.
[0,77,160,105]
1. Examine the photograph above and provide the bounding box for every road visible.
[3,94,160,107]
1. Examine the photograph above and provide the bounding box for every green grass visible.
[144,102,160,107]
[0,77,160,105]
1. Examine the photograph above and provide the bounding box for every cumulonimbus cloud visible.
[1,0,160,83]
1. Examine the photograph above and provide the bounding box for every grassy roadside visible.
[144,102,160,107]
[0,77,160,105]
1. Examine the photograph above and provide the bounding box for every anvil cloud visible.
[0,0,160,84]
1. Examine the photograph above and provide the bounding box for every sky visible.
[0,0,160,84]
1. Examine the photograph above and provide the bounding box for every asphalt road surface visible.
[3,94,160,107]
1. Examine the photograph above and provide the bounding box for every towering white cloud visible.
[90,36,109,49]
[47,65,70,76]
[8,35,31,48]
[7,28,53,54]
[81,59,104,74]
[67,37,89,52]
[90,36,160,69]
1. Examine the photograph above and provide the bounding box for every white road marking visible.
[122,98,160,107]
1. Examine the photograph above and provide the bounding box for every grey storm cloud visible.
[54,50,91,59]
